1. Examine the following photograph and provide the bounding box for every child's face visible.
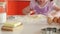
[36,0,48,4]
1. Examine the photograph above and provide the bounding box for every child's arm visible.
[23,6,35,15]
[51,5,60,16]
[22,6,31,15]
[54,5,60,11]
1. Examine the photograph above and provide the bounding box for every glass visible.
[0,2,6,23]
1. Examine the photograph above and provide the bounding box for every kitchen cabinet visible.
[7,1,18,15]
[0,0,5,2]
[8,0,30,1]
[7,0,30,15]
[0,0,30,15]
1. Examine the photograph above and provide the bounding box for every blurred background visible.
[54,0,60,6]
[0,0,60,15]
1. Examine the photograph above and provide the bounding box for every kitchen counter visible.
[0,15,60,34]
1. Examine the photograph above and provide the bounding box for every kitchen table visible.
[0,15,60,34]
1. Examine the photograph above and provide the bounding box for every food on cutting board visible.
[1,22,23,31]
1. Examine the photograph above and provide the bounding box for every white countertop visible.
[0,24,60,34]
[0,15,60,34]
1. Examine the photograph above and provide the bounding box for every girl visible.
[23,0,60,15]
[23,0,60,24]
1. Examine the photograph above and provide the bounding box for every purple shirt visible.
[30,0,54,16]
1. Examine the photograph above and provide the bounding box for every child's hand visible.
[30,10,35,15]
[51,12,57,16]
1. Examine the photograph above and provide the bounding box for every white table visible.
[0,15,60,34]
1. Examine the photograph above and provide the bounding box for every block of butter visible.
[1,22,23,31]
[3,22,22,28]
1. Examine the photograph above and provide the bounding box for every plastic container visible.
[52,28,57,34]
[57,29,60,34]
[41,28,46,34]
[46,28,52,34]
[0,2,6,23]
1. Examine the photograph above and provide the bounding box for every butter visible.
[3,22,22,27]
